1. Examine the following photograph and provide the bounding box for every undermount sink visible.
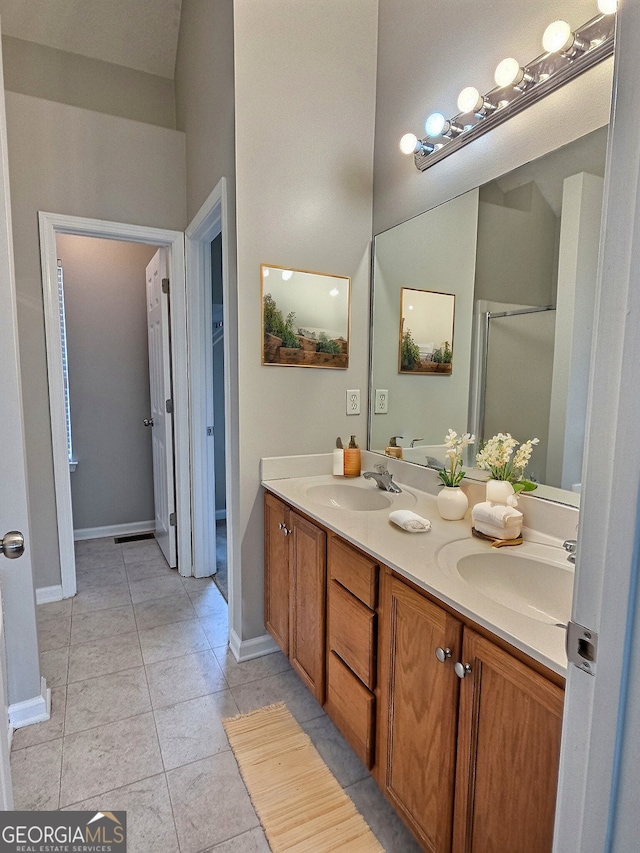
[437,540,574,625]
[303,483,395,511]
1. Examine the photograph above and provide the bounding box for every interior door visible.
[0,22,33,808]
[146,248,177,567]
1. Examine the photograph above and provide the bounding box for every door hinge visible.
[165,398,174,414]
[169,512,176,527]
[206,426,214,436]
[566,620,598,676]
[162,278,170,294]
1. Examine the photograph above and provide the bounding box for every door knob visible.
[1,531,24,559]
[143,418,154,427]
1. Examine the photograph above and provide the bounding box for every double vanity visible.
[262,451,576,853]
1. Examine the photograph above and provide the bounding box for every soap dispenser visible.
[343,435,361,478]
[333,437,344,476]
[385,436,403,460]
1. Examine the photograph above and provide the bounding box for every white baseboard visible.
[215,509,227,521]
[36,585,64,605]
[229,629,279,662]
[74,520,155,541]
[9,678,51,729]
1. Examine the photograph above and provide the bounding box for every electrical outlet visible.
[346,389,361,415]
[374,388,389,414]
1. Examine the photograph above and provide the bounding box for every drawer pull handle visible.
[435,647,452,663]
[455,662,472,679]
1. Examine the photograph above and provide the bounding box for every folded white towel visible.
[389,509,432,533]
[472,501,523,529]
[474,519,522,540]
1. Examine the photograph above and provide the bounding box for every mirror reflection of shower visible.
[470,304,555,484]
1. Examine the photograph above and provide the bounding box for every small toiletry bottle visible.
[333,437,344,476]
[343,435,361,477]
[385,436,403,460]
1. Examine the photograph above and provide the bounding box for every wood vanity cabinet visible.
[264,492,564,853]
[377,569,564,853]
[325,535,379,769]
[264,492,326,702]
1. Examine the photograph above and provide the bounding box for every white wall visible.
[547,173,603,490]
[57,235,157,533]
[5,92,186,588]
[234,0,378,640]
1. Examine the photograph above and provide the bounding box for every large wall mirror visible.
[369,125,608,503]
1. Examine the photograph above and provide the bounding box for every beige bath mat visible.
[223,702,384,852]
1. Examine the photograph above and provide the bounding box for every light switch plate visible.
[375,389,389,414]
[347,389,360,415]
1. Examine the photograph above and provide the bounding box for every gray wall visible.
[6,92,186,588]
[57,235,157,533]
[175,0,235,222]
[233,0,378,640]
[1,35,176,128]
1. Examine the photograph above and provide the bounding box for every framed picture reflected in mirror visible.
[399,287,455,374]
[261,264,350,368]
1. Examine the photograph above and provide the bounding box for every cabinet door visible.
[453,629,564,853]
[378,572,462,853]
[289,510,327,702]
[264,493,290,654]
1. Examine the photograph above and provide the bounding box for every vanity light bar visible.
[408,11,615,172]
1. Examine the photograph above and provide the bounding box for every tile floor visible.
[11,536,421,852]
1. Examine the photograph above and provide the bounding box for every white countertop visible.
[262,466,572,677]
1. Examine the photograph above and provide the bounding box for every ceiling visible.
[0,0,183,79]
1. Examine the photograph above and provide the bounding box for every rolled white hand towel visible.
[474,519,522,540]
[389,510,432,533]
[472,501,523,529]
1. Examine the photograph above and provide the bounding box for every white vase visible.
[437,486,469,521]
[486,478,517,506]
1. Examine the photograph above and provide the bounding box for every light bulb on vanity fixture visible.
[281,269,293,281]
[597,0,617,14]
[399,133,435,155]
[457,86,496,117]
[425,112,463,138]
[542,20,587,57]
[494,57,536,90]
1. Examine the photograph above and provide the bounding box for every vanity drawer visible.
[329,535,378,609]
[325,651,376,769]
[328,579,376,689]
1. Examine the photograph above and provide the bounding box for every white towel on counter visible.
[389,510,432,533]
[473,519,522,540]
[472,501,523,529]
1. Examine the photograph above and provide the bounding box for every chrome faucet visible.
[563,539,577,564]
[363,463,402,493]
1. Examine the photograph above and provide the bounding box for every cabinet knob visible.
[435,647,452,663]
[283,527,292,536]
[454,662,472,679]
[278,523,284,530]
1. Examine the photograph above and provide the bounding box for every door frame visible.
[186,177,238,640]
[554,2,640,849]
[39,212,192,592]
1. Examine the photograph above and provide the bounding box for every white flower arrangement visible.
[438,429,475,487]
[475,432,539,492]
